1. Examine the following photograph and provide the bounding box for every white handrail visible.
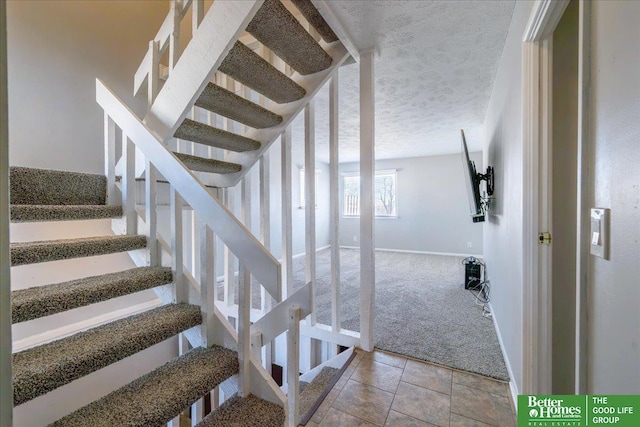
[97,79,282,303]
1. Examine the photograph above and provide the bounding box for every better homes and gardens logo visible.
[518,395,640,427]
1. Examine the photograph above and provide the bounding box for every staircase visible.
[9,167,284,426]
[10,0,352,425]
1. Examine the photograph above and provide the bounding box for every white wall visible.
[482,0,535,395]
[339,153,484,256]
[7,0,167,174]
[587,0,640,394]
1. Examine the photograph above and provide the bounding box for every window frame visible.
[341,169,398,219]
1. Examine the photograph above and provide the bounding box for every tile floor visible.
[303,349,517,427]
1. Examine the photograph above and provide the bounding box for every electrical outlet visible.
[353,236,357,242]
[467,242,472,248]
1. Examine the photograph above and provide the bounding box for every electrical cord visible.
[462,257,492,318]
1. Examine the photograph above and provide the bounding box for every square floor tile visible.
[311,387,340,424]
[385,410,437,427]
[401,360,452,395]
[449,413,494,427]
[451,383,514,426]
[351,359,404,392]
[334,365,356,391]
[452,370,509,396]
[318,408,378,427]
[332,380,395,426]
[391,382,450,427]
[365,350,407,369]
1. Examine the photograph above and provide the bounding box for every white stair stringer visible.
[143,0,264,142]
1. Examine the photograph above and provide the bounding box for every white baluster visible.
[145,160,158,266]
[287,307,301,427]
[304,102,316,325]
[122,134,137,235]
[104,114,117,205]
[169,0,181,72]
[171,186,187,303]
[192,0,204,33]
[200,222,215,346]
[148,40,160,107]
[281,128,293,299]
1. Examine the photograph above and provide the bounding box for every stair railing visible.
[133,0,204,107]
[98,79,311,419]
[99,78,280,391]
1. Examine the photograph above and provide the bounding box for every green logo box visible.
[518,395,640,427]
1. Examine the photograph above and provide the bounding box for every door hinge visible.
[539,232,552,245]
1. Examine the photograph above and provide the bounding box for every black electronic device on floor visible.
[463,257,483,290]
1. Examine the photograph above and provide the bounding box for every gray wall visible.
[482,0,535,395]
[339,153,484,255]
[587,0,640,394]
[7,0,167,174]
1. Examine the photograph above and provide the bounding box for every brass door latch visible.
[539,232,552,245]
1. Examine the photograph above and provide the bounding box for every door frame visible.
[521,0,591,395]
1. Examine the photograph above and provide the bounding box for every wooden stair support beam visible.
[144,0,263,140]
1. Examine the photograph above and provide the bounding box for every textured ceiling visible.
[291,0,515,163]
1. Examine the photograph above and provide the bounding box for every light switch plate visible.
[590,208,610,260]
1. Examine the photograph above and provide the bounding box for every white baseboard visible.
[339,246,483,259]
[291,245,331,260]
[488,302,519,412]
[13,300,163,352]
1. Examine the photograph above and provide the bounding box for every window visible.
[299,168,320,208]
[343,170,397,217]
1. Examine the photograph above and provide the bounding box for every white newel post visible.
[329,73,341,334]
[359,48,376,351]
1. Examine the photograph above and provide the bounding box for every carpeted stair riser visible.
[174,152,242,174]
[10,166,107,205]
[49,346,239,427]
[174,118,261,152]
[247,0,332,75]
[290,0,339,43]
[195,394,285,427]
[13,303,201,406]
[12,267,173,324]
[10,204,122,223]
[219,41,306,104]
[195,83,283,129]
[10,235,147,266]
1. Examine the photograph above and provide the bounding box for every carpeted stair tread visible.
[134,176,218,189]
[13,303,202,406]
[10,235,147,266]
[10,204,122,223]
[174,152,242,175]
[49,346,239,427]
[290,0,339,43]
[195,394,285,427]
[247,0,332,75]
[10,166,107,205]
[195,83,283,129]
[174,118,261,152]
[12,267,173,324]
[299,366,340,422]
[219,41,306,104]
